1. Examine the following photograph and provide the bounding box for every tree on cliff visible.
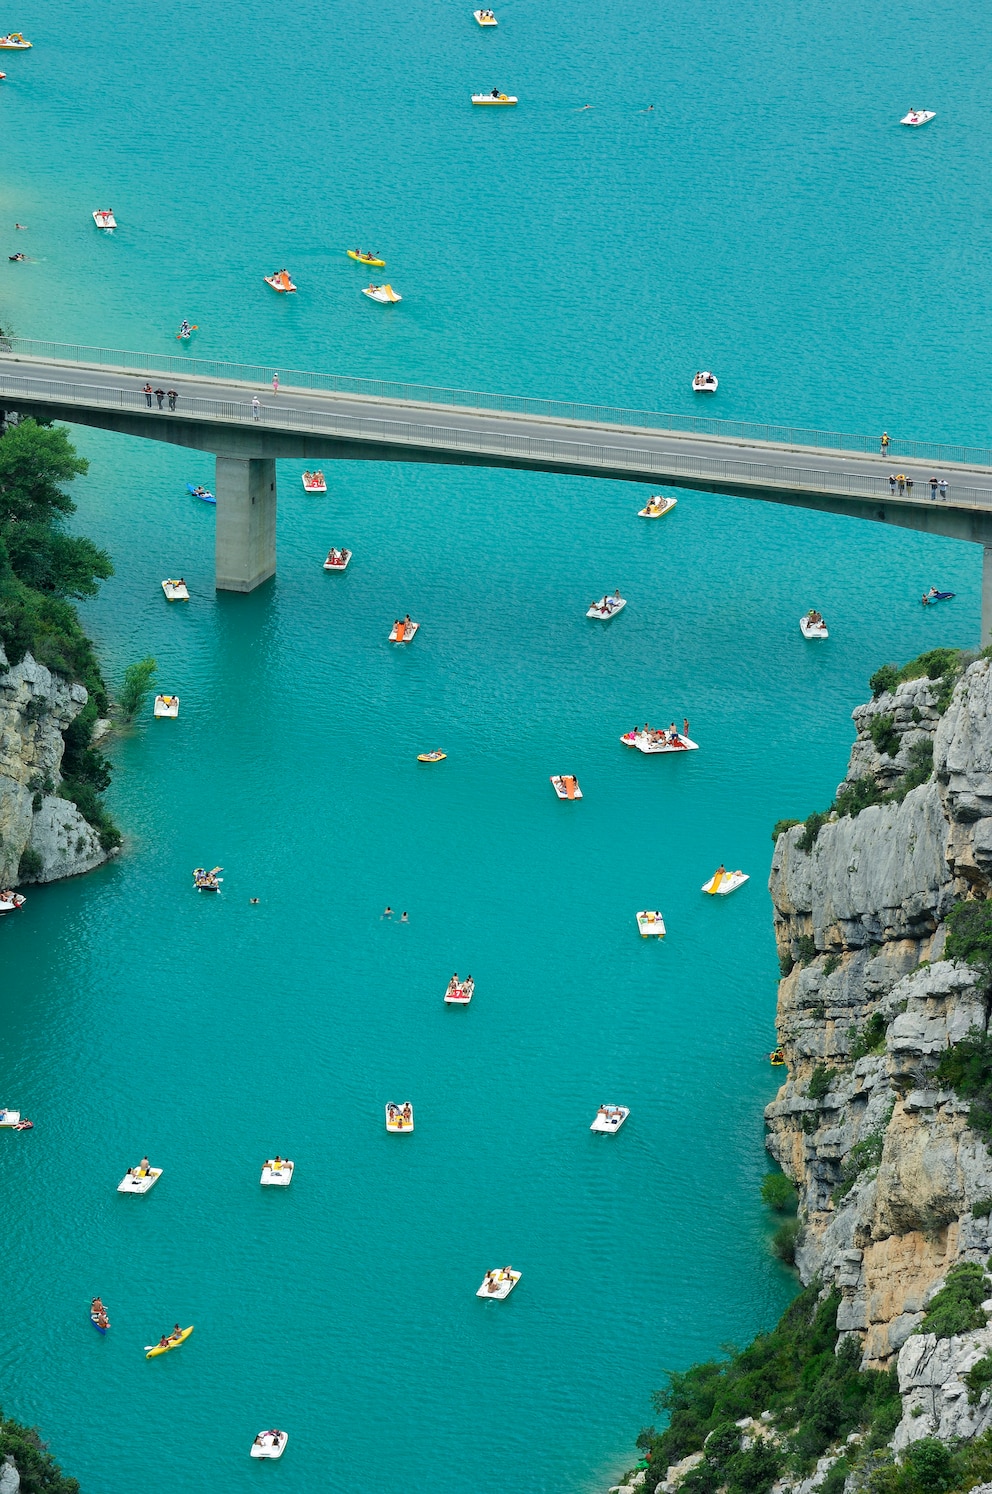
[0,1407,79,1493]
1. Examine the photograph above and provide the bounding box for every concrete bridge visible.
[3,338,992,636]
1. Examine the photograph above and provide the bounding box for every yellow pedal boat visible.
[348,250,386,267]
[146,1325,194,1358]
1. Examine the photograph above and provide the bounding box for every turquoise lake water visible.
[0,0,989,1488]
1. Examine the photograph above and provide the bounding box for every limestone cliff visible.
[766,658,992,1453]
[0,643,112,885]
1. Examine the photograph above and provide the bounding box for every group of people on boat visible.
[482,1268,515,1292]
[193,866,222,890]
[392,615,415,638]
[268,1156,288,1172]
[478,9,496,17]
[446,973,473,996]
[253,1431,286,1449]
[633,720,690,747]
[8,251,25,262]
[590,590,623,615]
[805,609,824,626]
[303,471,325,487]
[156,1324,185,1350]
[90,1297,110,1330]
[922,586,954,606]
[325,548,348,566]
[596,1105,624,1121]
[386,1102,413,1126]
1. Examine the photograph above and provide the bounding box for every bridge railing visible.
[1,336,990,471]
[4,369,992,510]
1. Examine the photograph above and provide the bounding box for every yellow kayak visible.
[348,250,386,267]
[146,1325,194,1358]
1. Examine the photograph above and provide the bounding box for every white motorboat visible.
[551,774,582,799]
[385,1102,415,1132]
[636,910,666,938]
[389,619,419,642]
[800,613,828,639]
[586,593,627,620]
[362,283,402,303]
[590,1104,629,1133]
[0,892,25,914]
[692,371,718,392]
[302,471,327,492]
[153,694,179,718]
[472,91,517,105]
[638,495,677,518]
[161,579,189,601]
[702,868,749,896]
[251,1431,289,1459]
[476,1268,521,1299]
[117,1165,162,1193]
[92,209,116,230]
[260,1158,294,1186]
[323,548,352,571]
[444,976,475,1004]
[473,8,498,21]
[620,729,699,754]
[900,109,935,126]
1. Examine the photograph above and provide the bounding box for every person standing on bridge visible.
[272,373,279,395]
[154,387,165,409]
[939,479,948,500]
[929,477,939,500]
[142,382,153,407]
[881,431,890,455]
[252,396,260,421]
[167,389,178,411]
[889,474,896,494]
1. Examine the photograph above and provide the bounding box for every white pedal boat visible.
[92,209,116,230]
[251,1431,288,1459]
[476,1268,521,1299]
[799,613,828,639]
[586,594,626,619]
[323,548,352,570]
[363,283,402,303]
[0,32,32,47]
[0,892,25,914]
[260,1158,294,1186]
[444,976,475,1004]
[473,8,498,21]
[590,1104,629,1133]
[901,109,935,126]
[638,495,677,518]
[264,270,296,292]
[302,470,327,492]
[620,730,698,754]
[702,868,749,896]
[636,910,665,938]
[153,694,179,718]
[472,91,517,105]
[0,1110,22,1127]
[385,1102,415,1131]
[389,619,419,642]
[551,774,582,799]
[692,371,718,392]
[117,1166,162,1193]
[161,579,189,601]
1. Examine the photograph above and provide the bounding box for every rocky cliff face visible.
[0,644,111,885]
[766,659,992,1453]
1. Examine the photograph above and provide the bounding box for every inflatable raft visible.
[551,774,582,799]
[636,910,666,937]
[476,1268,520,1299]
[117,1166,162,1194]
[251,1432,288,1460]
[264,270,297,292]
[638,495,677,518]
[590,1104,629,1133]
[385,1102,415,1132]
[702,869,749,896]
[92,209,116,230]
[162,579,189,601]
[389,619,419,642]
[417,750,446,762]
[145,1326,193,1358]
[153,694,179,718]
[260,1158,294,1186]
[323,548,352,570]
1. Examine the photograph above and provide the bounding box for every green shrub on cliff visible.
[761,1173,798,1212]
[945,902,992,985]
[916,1261,990,1339]
[934,1025,992,1140]
[870,715,901,759]
[0,1407,79,1492]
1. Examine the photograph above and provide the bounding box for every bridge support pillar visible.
[983,548,992,650]
[215,457,276,592]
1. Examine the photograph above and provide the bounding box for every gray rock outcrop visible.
[0,644,112,885]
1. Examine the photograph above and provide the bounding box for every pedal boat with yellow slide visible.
[385,1102,414,1132]
[638,495,677,519]
[417,750,446,762]
[146,1325,193,1358]
[0,32,31,47]
[118,1164,163,1194]
[636,910,665,938]
[348,249,385,266]
[363,283,402,303]
[472,90,517,105]
[260,1158,294,1186]
[264,269,297,292]
[551,774,582,799]
[702,868,749,896]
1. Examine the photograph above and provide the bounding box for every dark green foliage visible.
[870,665,899,699]
[779,951,795,977]
[832,1131,886,1204]
[934,1026,992,1142]
[823,955,840,977]
[772,1220,800,1265]
[945,902,992,983]
[850,1012,887,1061]
[639,1285,902,1494]
[917,1262,990,1340]
[870,1430,992,1494]
[870,715,900,758]
[761,1174,798,1212]
[800,1111,820,1134]
[834,777,885,818]
[17,846,42,879]
[900,1438,955,1494]
[973,1199,992,1219]
[772,819,801,842]
[807,1065,836,1102]
[0,1407,79,1493]
[796,935,817,967]
[798,814,827,853]
[117,657,157,722]
[965,1353,992,1405]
